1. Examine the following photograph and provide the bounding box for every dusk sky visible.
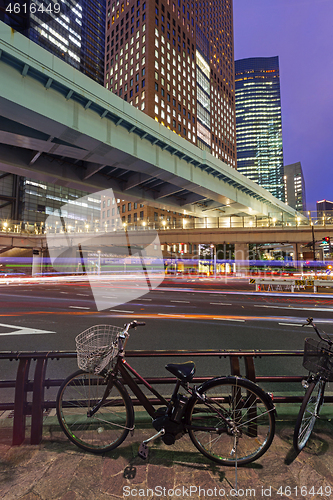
[233,0,333,211]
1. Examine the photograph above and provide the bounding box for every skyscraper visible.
[317,200,333,218]
[104,0,237,168]
[0,0,106,222]
[235,56,284,201]
[1,0,106,85]
[283,162,306,212]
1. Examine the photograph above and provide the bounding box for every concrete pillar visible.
[292,243,299,269]
[234,243,249,276]
[32,248,42,276]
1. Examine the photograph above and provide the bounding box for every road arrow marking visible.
[0,322,56,336]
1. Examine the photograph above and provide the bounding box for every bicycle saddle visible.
[165,361,196,381]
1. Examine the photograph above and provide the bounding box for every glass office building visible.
[0,0,106,222]
[283,162,306,212]
[1,0,106,85]
[235,56,284,201]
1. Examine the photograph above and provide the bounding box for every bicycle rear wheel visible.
[293,378,325,452]
[56,370,134,453]
[187,376,275,466]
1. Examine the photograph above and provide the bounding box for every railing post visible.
[244,356,256,382]
[230,356,240,376]
[31,356,48,445]
[12,358,31,446]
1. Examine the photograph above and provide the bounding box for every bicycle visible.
[293,317,333,452]
[56,321,276,466]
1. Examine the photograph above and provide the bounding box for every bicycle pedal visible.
[138,442,149,460]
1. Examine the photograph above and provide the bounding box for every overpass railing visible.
[1,212,333,236]
[1,348,330,447]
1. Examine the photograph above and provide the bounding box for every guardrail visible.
[1,213,333,235]
[1,348,331,447]
[250,278,333,293]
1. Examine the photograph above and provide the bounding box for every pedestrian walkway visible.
[1,410,333,500]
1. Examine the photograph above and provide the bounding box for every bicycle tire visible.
[186,376,275,466]
[56,370,134,453]
[293,378,325,452]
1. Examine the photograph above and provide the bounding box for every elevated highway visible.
[1,223,332,250]
[0,22,303,220]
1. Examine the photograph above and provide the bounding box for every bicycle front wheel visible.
[56,370,134,453]
[187,376,275,466]
[293,378,325,452]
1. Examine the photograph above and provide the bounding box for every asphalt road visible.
[1,276,333,395]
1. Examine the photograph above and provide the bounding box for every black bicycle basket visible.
[303,337,333,381]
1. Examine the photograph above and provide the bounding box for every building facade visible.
[1,0,106,85]
[235,56,284,201]
[101,192,193,229]
[0,0,106,223]
[317,200,333,220]
[104,0,237,168]
[283,162,306,212]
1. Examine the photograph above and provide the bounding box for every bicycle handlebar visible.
[303,317,332,346]
[122,320,146,335]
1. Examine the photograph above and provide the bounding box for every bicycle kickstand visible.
[138,428,165,460]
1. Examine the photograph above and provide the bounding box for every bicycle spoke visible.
[188,377,275,466]
[57,371,133,453]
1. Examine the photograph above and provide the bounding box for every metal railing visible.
[1,212,333,236]
[2,348,332,447]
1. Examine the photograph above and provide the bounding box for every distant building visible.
[104,0,237,168]
[100,193,193,229]
[235,56,284,201]
[317,199,333,220]
[283,162,306,212]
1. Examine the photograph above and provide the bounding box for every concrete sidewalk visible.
[1,410,333,500]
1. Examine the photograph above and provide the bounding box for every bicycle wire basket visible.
[75,324,124,374]
[303,337,333,381]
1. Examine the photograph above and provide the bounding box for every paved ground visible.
[1,409,333,500]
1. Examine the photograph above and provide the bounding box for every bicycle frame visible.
[99,356,244,435]
[87,324,259,435]
[113,357,170,418]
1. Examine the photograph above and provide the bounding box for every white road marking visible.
[139,298,152,301]
[210,302,232,305]
[0,322,56,336]
[278,323,312,327]
[255,305,333,313]
[69,306,90,310]
[110,309,134,313]
[60,292,69,294]
[170,300,190,303]
[77,293,90,296]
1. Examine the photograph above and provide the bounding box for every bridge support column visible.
[32,248,42,276]
[292,243,300,270]
[234,243,249,276]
